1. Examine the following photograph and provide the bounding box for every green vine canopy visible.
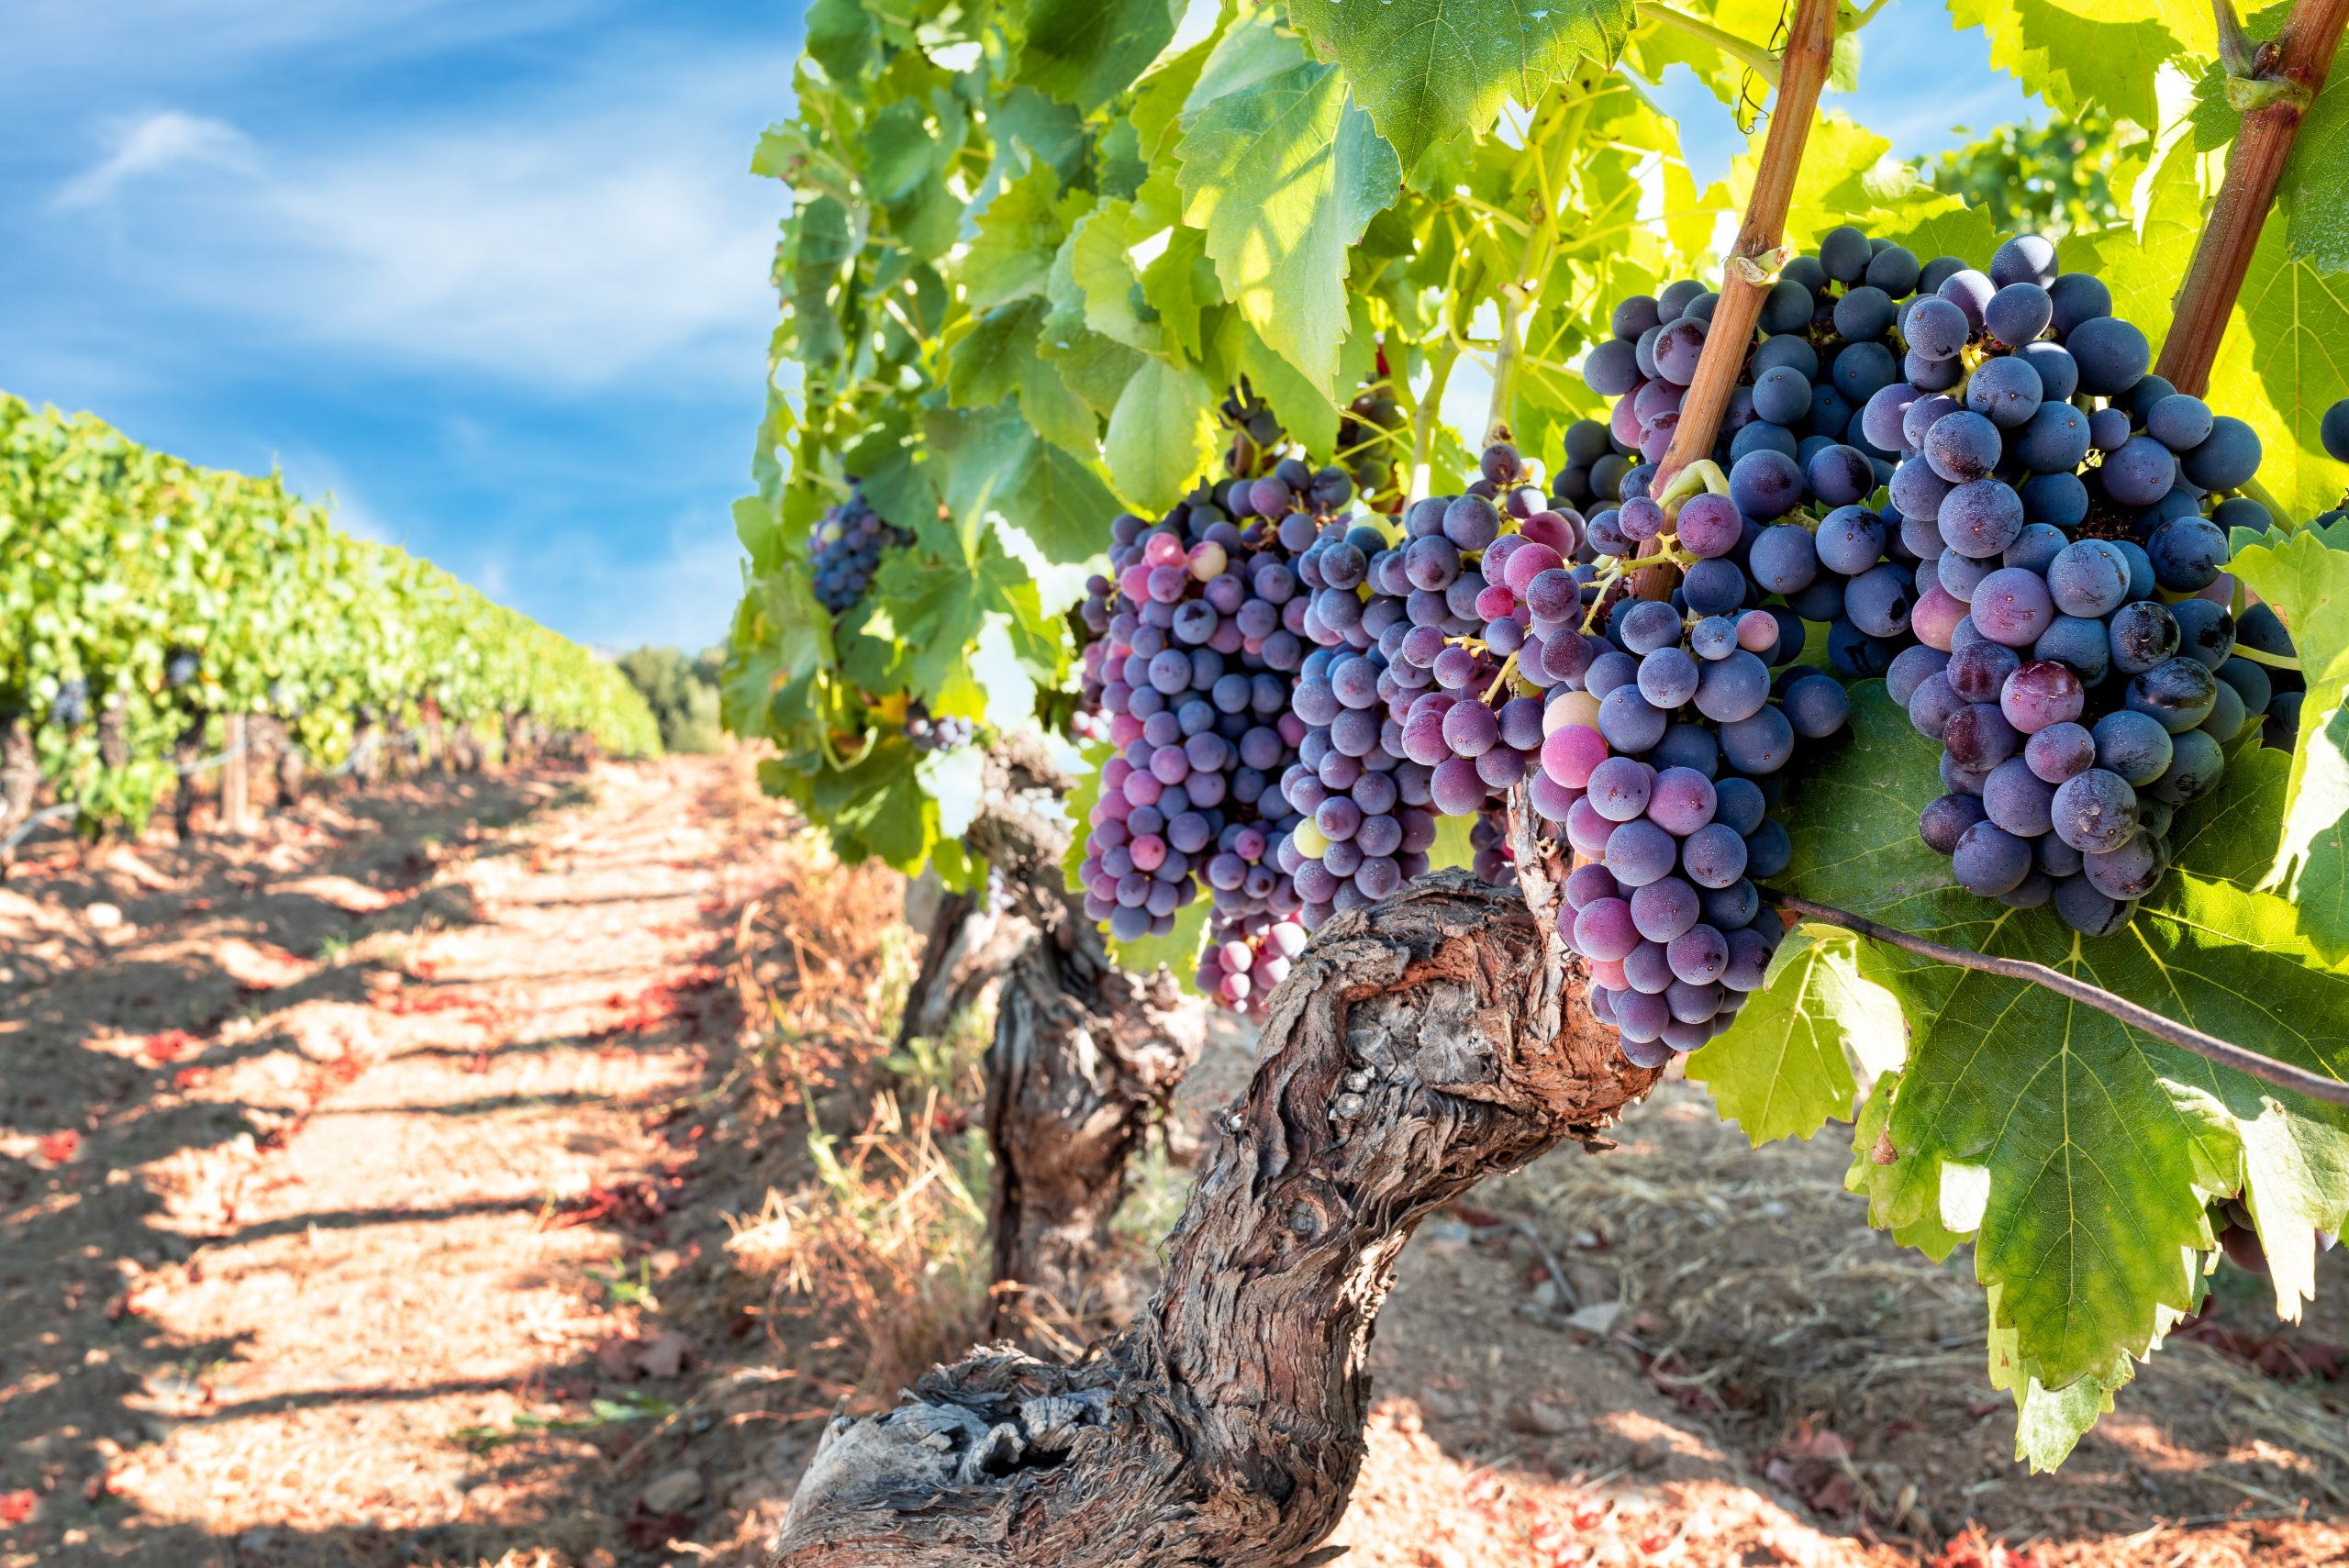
[729,0,2349,1468]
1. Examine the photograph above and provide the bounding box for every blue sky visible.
[3,2,2030,654]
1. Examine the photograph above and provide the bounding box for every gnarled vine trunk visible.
[771,874,1655,1565]
[172,719,206,840]
[915,740,1207,1337]
[1,716,37,850]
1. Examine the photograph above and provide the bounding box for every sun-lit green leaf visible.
[1104,358,1220,512]
[925,404,1118,565]
[2231,523,2349,961]
[1176,61,1400,392]
[1687,928,1907,1146]
[2209,225,2349,526]
[1286,0,1635,172]
[2280,74,2349,274]
[967,164,1090,310]
[1946,0,2214,128]
[804,0,877,83]
[1780,683,2349,1395]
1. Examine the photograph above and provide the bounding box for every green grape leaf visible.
[947,299,1100,460]
[2209,223,2349,525]
[967,165,1091,310]
[925,404,1119,565]
[1068,201,1172,356]
[1175,60,1401,394]
[789,195,858,366]
[1104,359,1220,512]
[1687,928,1906,1146]
[803,0,877,83]
[1215,312,1345,458]
[868,517,1051,711]
[1181,6,1310,124]
[1985,1282,2132,1472]
[2280,74,2349,274]
[1139,224,1216,364]
[1016,0,1184,112]
[1779,683,2349,1396]
[2230,523,2349,960]
[1285,0,1635,173]
[991,87,1091,183]
[774,745,938,871]
[2058,141,2206,353]
[1945,0,2213,128]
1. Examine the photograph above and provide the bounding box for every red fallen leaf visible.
[1776,1416,1851,1463]
[0,1490,32,1524]
[173,1068,209,1090]
[143,1030,194,1063]
[182,897,213,914]
[38,1129,80,1163]
[1452,1204,1502,1228]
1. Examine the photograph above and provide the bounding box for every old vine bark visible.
[771,874,1656,1565]
[920,739,1208,1337]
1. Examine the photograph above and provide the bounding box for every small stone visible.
[633,1330,692,1380]
[86,902,125,929]
[1508,1398,1575,1436]
[1565,1301,1624,1334]
[638,1465,705,1514]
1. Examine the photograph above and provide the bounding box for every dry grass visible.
[707,817,999,1402]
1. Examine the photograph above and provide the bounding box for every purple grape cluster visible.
[1274,441,1589,929]
[1194,908,1309,1017]
[903,701,974,753]
[1583,237,1943,684]
[808,484,911,613]
[1868,231,2305,932]
[1074,442,1372,962]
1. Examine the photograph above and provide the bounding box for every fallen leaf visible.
[38,1129,80,1163]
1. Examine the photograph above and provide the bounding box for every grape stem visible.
[1634,0,1839,601]
[2153,0,2349,395]
[1772,894,2349,1108]
[2227,642,2302,672]
[1636,4,1783,90]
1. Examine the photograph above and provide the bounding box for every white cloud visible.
[43,45,787,391]
[54,112,254,208]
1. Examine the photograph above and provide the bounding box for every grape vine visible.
[733,0,2349,1492]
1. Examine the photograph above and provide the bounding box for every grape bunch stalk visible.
[808,484,912,614]
[1075,416,1374,1010]
[1861,230,2309,932]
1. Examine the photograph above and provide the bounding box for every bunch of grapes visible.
[1851,232,2310,933]
[1074,436,1364,959]
[50,677,91,728]
[903,701,974,753]
[1275,442,1587,929]
[808,484,911,614]
[1584,239,1939,682]
[1194,908,1310,1017]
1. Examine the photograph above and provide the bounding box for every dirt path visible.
[1,758,782,1568]
[7,758,2347,1568]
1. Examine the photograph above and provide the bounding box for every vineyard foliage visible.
[729,0,2349,1466]
[2,395,660,830]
